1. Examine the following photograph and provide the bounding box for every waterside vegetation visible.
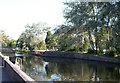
[0,1,120,58]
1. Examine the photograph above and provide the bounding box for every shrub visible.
[67,48,76,51]
[87,49,95,54]
[98,50,104,56]
[105,48,117,57]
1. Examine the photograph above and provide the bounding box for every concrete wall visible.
[0,53,34,82]
[43,51,120,64]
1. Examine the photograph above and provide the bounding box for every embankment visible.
[42,51,120,64]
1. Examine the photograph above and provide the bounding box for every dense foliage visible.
[1,1,120,57]
[50,1,120,56]
[16,23,49,51]
[0,30,16,48]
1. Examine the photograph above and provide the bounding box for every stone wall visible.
[43,51,120,64]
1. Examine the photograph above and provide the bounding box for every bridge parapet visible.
[0,52,35,82]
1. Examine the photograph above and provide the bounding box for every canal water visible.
[3,53,120,81]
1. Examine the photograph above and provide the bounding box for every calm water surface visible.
[16,54,120,81]
[3,52,120,81]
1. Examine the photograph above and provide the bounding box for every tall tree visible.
[45,31,53,49]
[54,1,120,55]
[0,30,10,47]
[17,22,49,50]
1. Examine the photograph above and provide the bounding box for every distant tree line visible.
[1,1,119,57]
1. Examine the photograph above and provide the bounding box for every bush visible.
[98,50,104,56]
[109,50,116,57]
[83,39,90,51]
[105,48,117,57]
[67,49,76,51]
[87,49,95,54]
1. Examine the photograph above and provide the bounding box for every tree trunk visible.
[88,27,95,50]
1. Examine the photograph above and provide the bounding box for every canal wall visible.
[43,51,120,64]
[0,52,34,82]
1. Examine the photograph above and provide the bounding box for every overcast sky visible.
[0,0,65,39]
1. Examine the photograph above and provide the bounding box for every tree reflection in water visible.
[20,55,120,81]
